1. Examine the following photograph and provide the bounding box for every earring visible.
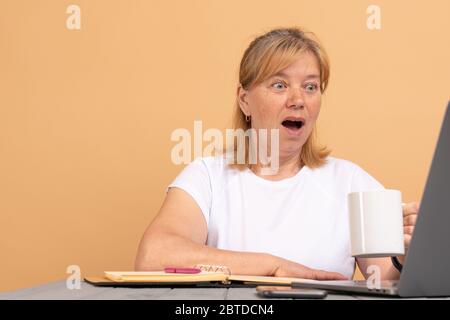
[245,115,251,122]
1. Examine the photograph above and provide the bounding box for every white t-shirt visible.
[168,156,384,278]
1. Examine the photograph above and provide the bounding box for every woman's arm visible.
[356,257,400,280]
[135,188,346,280]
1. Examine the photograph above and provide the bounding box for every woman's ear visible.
[237,85,250,116]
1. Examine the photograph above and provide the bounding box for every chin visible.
[280,141,305,155]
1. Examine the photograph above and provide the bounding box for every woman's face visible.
[238,51,322,158]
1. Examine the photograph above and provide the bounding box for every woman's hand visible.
[403,201,420,248]
[398,201,421,264]
[271,256,348,280]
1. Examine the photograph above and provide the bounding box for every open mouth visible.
[281,119,304,130]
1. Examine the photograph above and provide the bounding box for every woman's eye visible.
[305,83,319,92]
[271,81,286,90]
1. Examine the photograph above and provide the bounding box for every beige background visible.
[1,0,449,292]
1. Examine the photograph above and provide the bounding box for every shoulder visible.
[181,155,238,181]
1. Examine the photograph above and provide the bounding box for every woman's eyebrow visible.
[271,71,320,80]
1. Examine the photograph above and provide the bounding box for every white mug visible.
[347,189,405,258]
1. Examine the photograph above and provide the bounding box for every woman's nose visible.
[287,89,305,109]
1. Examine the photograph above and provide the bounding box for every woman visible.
[135,27,420,280]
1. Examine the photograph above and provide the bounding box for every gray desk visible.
[0,280,447,300]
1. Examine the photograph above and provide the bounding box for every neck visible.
[250,152,303,181]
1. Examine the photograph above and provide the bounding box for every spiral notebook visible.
[84,265,319,288]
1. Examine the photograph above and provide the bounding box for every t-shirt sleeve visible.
[350,165,385,192]
[167,158,212,227]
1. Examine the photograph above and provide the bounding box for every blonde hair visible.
[230,27,331,169]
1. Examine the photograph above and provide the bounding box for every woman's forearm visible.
[358,257,401,281]
[135,231,278,276]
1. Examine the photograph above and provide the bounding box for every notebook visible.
[84,265,320,288]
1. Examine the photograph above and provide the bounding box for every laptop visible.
[293,101,450,298]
